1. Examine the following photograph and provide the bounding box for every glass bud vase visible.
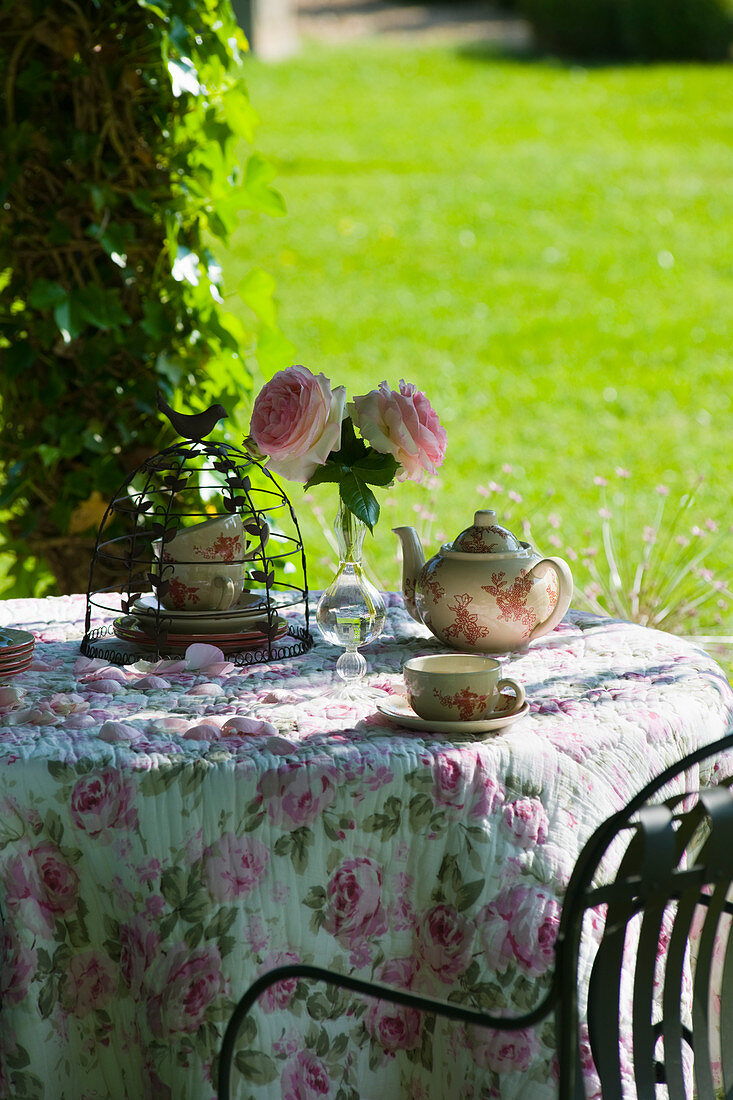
[316,501,387,700]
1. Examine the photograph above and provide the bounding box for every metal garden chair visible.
[218,729,733,1099]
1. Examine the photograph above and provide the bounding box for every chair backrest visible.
[218,730,733,1100]
[553,729,733,1099]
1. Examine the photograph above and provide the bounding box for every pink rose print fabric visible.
[0,593,731,1099]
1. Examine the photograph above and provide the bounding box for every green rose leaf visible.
[351,449,399,487]
[331,416,367,466]
[304,459,345,489]
[339,474,379,531]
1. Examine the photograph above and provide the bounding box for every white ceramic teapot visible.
[394,509,573,654]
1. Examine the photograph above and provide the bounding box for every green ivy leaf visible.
[27,279,66,310]
[241,153,286,217]
[238,267,278,328]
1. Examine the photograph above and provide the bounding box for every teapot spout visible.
[392,526,425,623]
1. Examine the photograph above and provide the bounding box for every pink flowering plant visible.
[246,365,447,531]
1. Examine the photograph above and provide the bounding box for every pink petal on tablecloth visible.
[74,656,108,675]
[183,723,223,740]
[184,643,225,669]
[133,675,171,691]
[81,666,128,684]
[220,716,277,737]
[84,679,125,694]
[99,720,140,742]
[186,683,222,696]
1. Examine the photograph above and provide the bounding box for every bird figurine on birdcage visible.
[81,396,312,666]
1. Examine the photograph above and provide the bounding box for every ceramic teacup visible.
[151,559,245,612]
[163,514,246,564]
[403,653,525,723]
[152,515,254,612]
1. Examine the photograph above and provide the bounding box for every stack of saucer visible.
[0,629,35,677]
[113,591,290,654]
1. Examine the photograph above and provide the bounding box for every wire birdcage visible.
[81,405,312,666]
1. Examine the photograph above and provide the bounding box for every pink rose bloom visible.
[478,886,560,978]
[120,915,161,999]
[4,843,80,937]
[64,949,116,1017]
[258,764,337,830]
[364,956,422,1055]
[348,380,446,482]
[469,1025,538,1074]
[365,998,422,1055]
[432,752,471,810]
[0,927,37,1005]
[249,365,346,482]
[418,903,475,983]
[322,857,386,946]
[501,798,549,849]
[147,943,224,1038]
[281,1050,331,1100]
[70,768,138,840]
[203,832,269,902]
[259,951,301,1012]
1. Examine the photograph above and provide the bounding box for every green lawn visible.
[221,42,732,636]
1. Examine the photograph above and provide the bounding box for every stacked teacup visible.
[114,514,280,653]
[153,514,248,613]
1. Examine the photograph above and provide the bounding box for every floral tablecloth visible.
[0,594,732,1100]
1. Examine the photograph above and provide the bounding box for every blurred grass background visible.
[221,41,732,632]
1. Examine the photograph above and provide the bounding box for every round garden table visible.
[0,593,731,1100]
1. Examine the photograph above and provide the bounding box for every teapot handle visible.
[527,556,574,642]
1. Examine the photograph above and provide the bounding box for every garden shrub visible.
[0,0,288,595]
[519,0,733,58]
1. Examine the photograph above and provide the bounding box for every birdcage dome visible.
[81,405,312,666]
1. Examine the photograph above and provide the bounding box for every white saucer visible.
[376,697,530,736]
[131,591,290,634]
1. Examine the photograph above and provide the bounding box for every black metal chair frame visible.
[218,729,733,1099]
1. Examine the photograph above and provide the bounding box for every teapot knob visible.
[474,510,498,526]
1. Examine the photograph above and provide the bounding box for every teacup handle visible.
[495,678,526,717]
[212,576,236,611]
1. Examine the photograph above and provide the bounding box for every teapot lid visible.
[452,510,523,554]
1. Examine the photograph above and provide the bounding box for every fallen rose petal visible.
[82,666,128,684]
[64,714,97,729]
[84,679,124,694]
[0,685,24,707]
[146,659,188,675]
[199,661,235,677]
[146,717,190,734]
[186,683,222,696]
[74,656,108,675]
[133,675,171,691]
[185,643,225,669]
[220,716,269,734]
[183,723,222,740]
[99,720,140,742]
[9,706,57,726]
